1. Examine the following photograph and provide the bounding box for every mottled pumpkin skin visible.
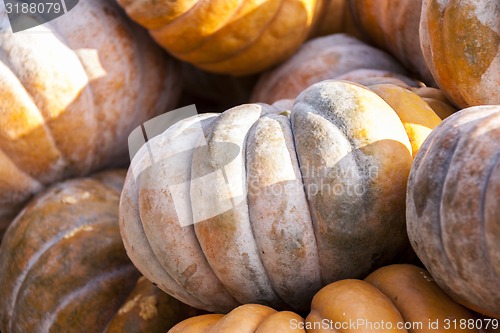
[420,0,500,108]
[120,80,415,313]
[348,0,436,85]
[168,304,305,333]
[407,106,500,318]
[251,34,408,103]
[0,171,136,332]
[116,0,322,75]
[0,171,200,332]
[307,264,486,333]
[105,276,204,333]
[0,0,180,239]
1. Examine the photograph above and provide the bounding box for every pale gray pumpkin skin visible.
[406,105,500,318]
[120,80,414,313]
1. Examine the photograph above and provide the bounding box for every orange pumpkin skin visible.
[308,264,486,333]
[348,0,436,85]
[0,0,180,241]
[116,0,322,76]
[120,80,416,313]
[169,265,484,333]
[168,304,305,333]
[406,105,500,318]
[0,171,200,332]
[419,0,500,108]
[251,34,408,103]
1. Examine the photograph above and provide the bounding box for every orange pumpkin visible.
[407,105,500,318]
[0,0,180,241]
[120,80,422,313]
[348,0,436,85]
[168,264,491,333]
[116,0,323,75]
[419,0,500,108]
[307,264,490,333]
[168,305,304,333]
[0,171,201,332]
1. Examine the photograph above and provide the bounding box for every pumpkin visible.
[336,75,456,120]
[168,304,305,333]
[116,0,323,76]
[250,34,410,103]
[168,264,488,333]
[406,105,500,318]
[0,0,181,241]
[0,170,201,332]
[307,264,489,333]
[419,0,500,108]
[120,80,418,313]
[106,276,203,333]
[348,0,436,86]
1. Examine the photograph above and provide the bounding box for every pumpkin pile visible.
[0,0,499,331]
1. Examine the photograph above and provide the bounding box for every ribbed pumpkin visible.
[0,0,180,241]
[168,264,487,333]
[0,171,200,332]
[116,0,323,75]
[307,264,489,333]
[168,305,304,333]
[250,34,410,103]
[406,105,500,318]
[120,80,421,313]
[419,0,500,108]
[348,0,436,85]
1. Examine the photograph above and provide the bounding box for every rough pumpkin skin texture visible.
[406,105,500,318]
[0,170,137,332]
[0,171,201,332]
[105,276,204,333]
[250,34,408,103]
[120,80,416,313]
[420,0,500,108]
[348,0,436,86]
[0,0,180,241]
[116,0,321,75]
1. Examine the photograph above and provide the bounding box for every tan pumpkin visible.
[250,34,410,103]
[406,105,500,318]
[348,0,436,85]
[168,305,305,333]
[0,171,201,332]
[168,264,490,333]
[0,0,181,241]
[120,80,420,313]
[307,264,490,333]
[419,0,500,108]
[116,0,323,75]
